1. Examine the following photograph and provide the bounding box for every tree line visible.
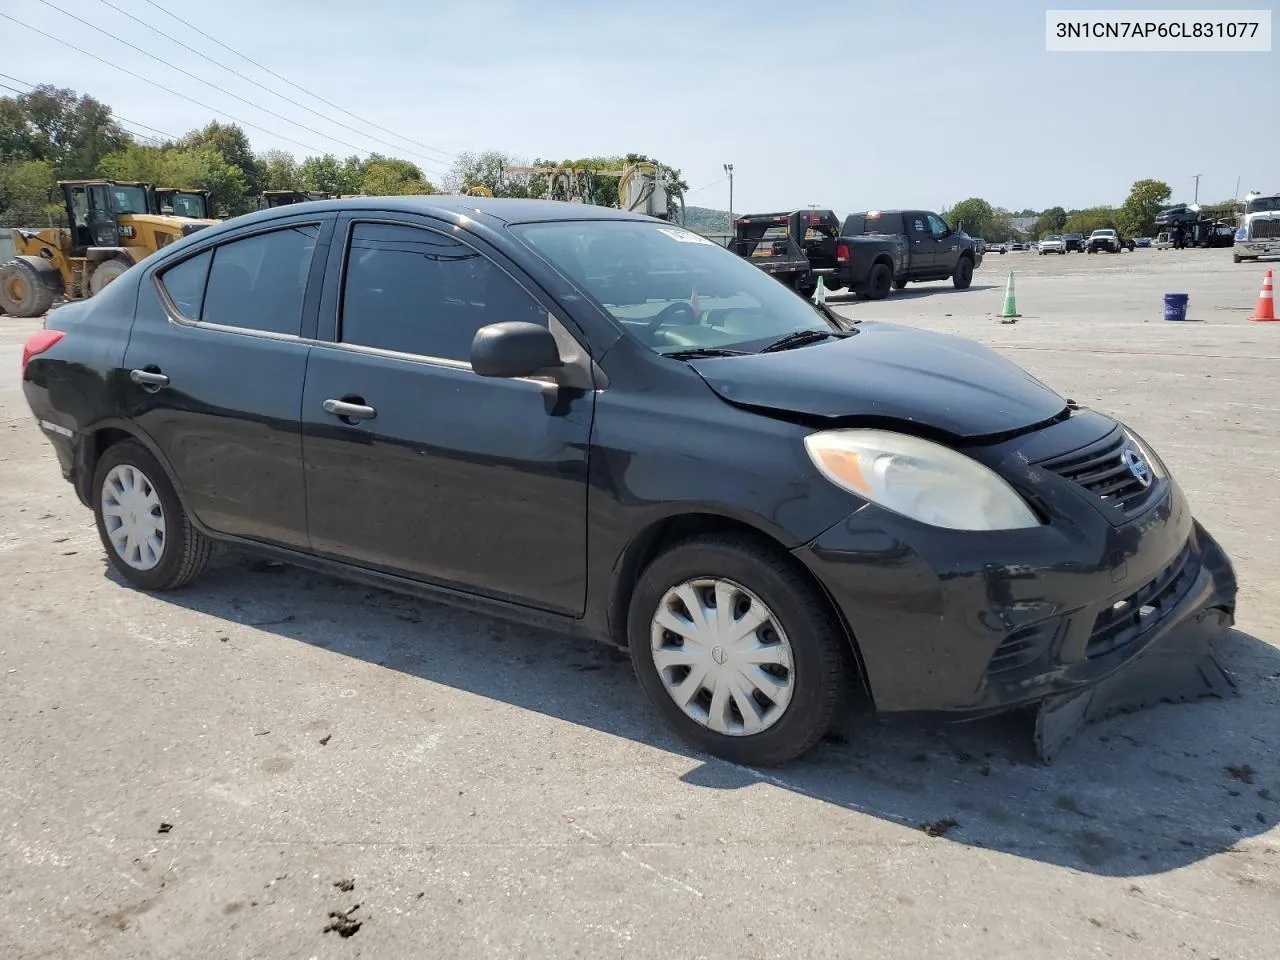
[1,84,688,226]
[944,180,1243,242]
[0,84,437,223]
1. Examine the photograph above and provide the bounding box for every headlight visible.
[803,429,1041,531]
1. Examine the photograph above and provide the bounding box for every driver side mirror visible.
[471,322,563,379]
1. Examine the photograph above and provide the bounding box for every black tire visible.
[88,258,131,296]
[862,262,892,300]
[92,440,212,591]
[952,256,974,289]
[627,534,849,766]
[1233,254,1242,264]
[0,260,57,318]
[892,277,908,289]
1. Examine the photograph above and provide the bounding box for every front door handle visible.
[130,368,170,388]
[322,398,377,422]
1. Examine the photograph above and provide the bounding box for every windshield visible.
[110,185,149,214]
[1092,229,1115,236]
[167,192,207,218]
[1045,235,1063,241]
[1246,196,1280,214]
[514,220,844,356]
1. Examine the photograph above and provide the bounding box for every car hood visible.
[687,321,1069,440]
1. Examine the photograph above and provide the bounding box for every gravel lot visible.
[1,247,1277,959]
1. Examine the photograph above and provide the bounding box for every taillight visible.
[836,242,849,263]
[22,330,64,371]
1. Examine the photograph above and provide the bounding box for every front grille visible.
[1037,429,1157,516]
[1251,219,1280,240]
[988,619,1060,675]
[1086,542,1198,659]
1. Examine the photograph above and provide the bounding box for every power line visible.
[137,0,457,163]
[0,71,181,141]
[0,11,353,158]
[687,176,728,195]
[31,0,447,175]
[92,0,453,172]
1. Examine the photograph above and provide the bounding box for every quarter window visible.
[340,221,546,362]
[196,224,320,335]
[159,249,211,319]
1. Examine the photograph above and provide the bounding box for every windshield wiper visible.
[757,330,843,353]
[661,347,748,360]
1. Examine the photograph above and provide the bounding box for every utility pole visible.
[1192,173,1201,204]
[723,163,734,230]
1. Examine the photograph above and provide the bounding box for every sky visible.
[1,0,1276,215]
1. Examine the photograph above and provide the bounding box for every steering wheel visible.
[646,301,697,332]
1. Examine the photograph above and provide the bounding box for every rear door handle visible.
[322,398,377,422]
[129,368,170,388]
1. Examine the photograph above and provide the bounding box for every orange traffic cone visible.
[1250,269,1275,322]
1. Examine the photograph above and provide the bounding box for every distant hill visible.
[683,204,730,236]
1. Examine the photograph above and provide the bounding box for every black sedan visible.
[20,196,1237,766]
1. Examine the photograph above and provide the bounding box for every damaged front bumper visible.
[1035,532,1236,761]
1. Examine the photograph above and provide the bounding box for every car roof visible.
[224,195,657,229]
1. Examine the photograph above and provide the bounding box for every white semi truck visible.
[1234,192,1280,263]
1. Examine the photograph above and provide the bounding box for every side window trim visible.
[323,215,566,367]
[151,215,333,341]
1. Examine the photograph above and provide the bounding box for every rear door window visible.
[339,221,547,363]
[199,223,320,335]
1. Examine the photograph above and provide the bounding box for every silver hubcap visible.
[650,578,794,736]
[101,464,166,571]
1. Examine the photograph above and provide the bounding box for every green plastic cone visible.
[813,275,827,304]
[1000,271,1020,318]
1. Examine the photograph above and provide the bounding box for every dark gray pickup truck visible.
[731,209,902,300]
[842,210,983,291]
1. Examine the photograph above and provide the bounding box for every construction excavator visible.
[0,179,218,318]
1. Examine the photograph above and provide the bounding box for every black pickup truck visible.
[731,209,902,299]
[842,210,982,291]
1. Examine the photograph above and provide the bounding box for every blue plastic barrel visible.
[1164,293,1190,321]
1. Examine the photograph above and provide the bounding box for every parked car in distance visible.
[1134,237,1152,248]
[1063,233,1085,252]
[1086,229,1125,253]
[19,196,1239,766]
[1154,232,1174,250]
[1038,235,1067,255]
[1010,241,1028,251]
[987,240,1007,254]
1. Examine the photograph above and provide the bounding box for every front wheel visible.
[952,256,974,289]
[1233,254,1243,264]
[92,440,212,590]
[628,535,849,766]
[0,260,57,317]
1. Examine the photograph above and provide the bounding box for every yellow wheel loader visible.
[0,180,218,318]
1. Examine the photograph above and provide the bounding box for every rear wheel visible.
[88,258,131,296]
[862,262,893,300]
[0,260,57,318]
[627,534,849,766]
[952,256,974,289]
[92,440,212,590]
